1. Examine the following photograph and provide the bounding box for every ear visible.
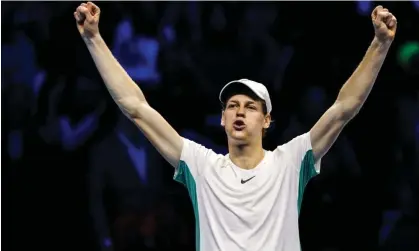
[221,111,225,127]
[263,114,271,129]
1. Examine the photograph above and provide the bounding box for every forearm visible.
[83,35,147,116]
[336,37,392,117]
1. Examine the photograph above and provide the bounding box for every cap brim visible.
[219,81,264,104]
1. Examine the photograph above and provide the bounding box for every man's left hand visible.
[372,5,397,43]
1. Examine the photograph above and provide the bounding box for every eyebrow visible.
[228,100,257,105]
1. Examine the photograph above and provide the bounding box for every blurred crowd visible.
[2,2,418,251]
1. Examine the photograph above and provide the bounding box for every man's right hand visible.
[72,1,184,169]
[74,2,101,39]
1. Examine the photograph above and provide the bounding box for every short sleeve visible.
[173,137,214,187]
[276,132,322,213]
[278,132,321,173]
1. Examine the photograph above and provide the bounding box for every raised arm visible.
[74,2,182,167]
[310,6,397,161]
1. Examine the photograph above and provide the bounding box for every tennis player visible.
[74,3,397,250]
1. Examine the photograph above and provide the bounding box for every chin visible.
[229,131,248,143]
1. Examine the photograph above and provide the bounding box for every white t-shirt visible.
[174,132,321,251]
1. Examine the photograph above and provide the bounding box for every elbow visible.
[336,89,364,120]
[117,97,147,119]
[335,99,362,121]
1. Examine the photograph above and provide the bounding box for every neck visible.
[228,138,264,170]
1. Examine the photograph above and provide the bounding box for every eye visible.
[248,105,257,110]
[227,104,237,109]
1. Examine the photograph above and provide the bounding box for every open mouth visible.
[233,120,246,131]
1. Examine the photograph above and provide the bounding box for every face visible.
[221,94,271,144]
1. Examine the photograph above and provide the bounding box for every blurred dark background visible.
[2,1,418,251]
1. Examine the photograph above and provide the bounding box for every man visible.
[74,2,397,250]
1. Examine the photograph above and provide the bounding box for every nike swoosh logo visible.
[241,176,255,184]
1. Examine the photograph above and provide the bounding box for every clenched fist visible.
[371,6,397,43]
[74,2,101,39]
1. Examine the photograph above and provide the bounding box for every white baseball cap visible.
[219,79,272,114]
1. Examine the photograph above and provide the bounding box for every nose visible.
[236,106,245,117]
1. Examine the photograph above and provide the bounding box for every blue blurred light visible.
[206,114,221,127]
[163,25,176,44]
[103,238,112,247]
[356,0,372,16]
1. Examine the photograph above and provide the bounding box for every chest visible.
[197,156,299,228]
